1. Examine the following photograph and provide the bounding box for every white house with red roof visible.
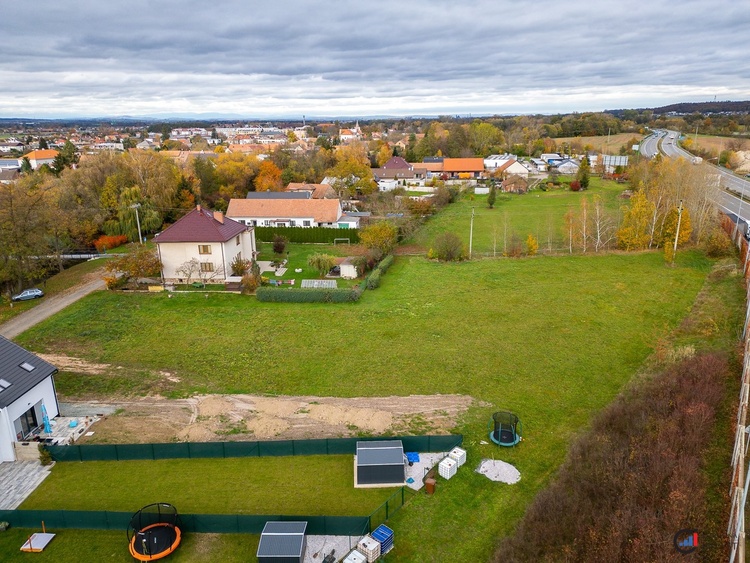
[23,149,58,170]
[154,206,256,283]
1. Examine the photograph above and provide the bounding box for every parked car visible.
[11,288,44,302]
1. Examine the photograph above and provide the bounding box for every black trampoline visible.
[488,411,522,447]
[127,503,182,561]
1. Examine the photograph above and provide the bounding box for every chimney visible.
[196,204,201,213]
[213,211,224,224]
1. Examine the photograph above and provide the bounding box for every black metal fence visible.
[45,434,462,463]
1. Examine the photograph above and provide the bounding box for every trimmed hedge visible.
[366,269,381,290]
[254,226,360,244]
[378,254,395,273]
[256,286,362,303]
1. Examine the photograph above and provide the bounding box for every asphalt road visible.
[644,129,750,220]
[0,277,105,340]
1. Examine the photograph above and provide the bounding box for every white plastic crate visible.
[439,456,457,479]
[357,535,381,563]
[343,550,367,563]
[448,447,467,467]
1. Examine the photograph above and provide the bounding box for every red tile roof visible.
[227,198,342,223]
[155,206,247,243]
[442,158,485,173]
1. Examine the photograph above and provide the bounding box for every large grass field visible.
[409,177,626,255]
[10,245,728,561]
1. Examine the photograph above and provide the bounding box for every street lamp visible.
[130,203,143,244]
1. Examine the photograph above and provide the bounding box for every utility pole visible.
[469,207,475,259]
[130,203,143,244]
[672,200,683,264]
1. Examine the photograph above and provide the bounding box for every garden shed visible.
[339,257,358,280]
[355,440,406,487]
[257,521,307,563]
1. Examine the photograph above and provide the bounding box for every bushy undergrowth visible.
[494,352,729,562]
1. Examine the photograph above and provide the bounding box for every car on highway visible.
[11,288,44,302]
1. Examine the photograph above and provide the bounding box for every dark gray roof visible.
[357,440,404,466]
[246,191,311,199]
[258,521,307,557]
[0,336,58,409]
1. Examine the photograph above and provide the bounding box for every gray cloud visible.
[0,0,748,117]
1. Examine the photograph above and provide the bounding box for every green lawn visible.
[21,456,396,515]
[0,528,259,563]
[256,242,359,288]
[410,177,626,254]
[12,248,719,561]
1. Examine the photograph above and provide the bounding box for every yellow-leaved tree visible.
[617,190,655,251]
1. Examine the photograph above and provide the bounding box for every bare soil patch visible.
[38,354,113,375]
[73,393,474,444]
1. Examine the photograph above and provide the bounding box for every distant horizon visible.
[0,99,747,124]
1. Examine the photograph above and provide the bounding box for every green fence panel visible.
[46,445,82,461]
[78,444,117,461]
[223,441,260,457]
[236,514,277,534]
[46,434,463,462]
[188,442,225,458]
[258,440,294,456]
[326,437,358,454]
[113,443,154,460]
[184,513,239,534]
[292,438,328,456]
[152,442,191,459]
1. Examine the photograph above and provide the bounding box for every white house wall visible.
[0,377,58,462]
[159,231,256,282]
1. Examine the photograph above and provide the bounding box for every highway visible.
[642,129,750,222]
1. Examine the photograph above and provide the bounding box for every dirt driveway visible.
[0,273,105,339]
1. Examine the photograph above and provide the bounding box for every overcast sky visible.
[2,1,748,119]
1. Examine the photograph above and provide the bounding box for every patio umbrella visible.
[41,403,51,434]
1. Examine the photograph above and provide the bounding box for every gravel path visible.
[0,277,105,339]
[475,459,521,484]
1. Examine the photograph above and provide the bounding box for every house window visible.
[236,236,240,246]
[303,220,311,227]
[200,262,214,272]
[198,245,212,255]
[289,220,296,227]
[264,220,270,226]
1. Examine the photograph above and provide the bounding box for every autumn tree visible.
[376,144,392,167]
[526,234,539,256]
[359,221,399,257]
[105,245,161,286]
[255,160,283,192]
[325,142,375,196]
[617,190,655,250]
[214,152,259,199]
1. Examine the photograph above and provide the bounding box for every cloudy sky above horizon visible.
[2,1,748,119]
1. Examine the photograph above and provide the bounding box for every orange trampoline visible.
[127,503,182,561]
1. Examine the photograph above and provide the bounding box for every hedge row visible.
[254,226,360,244]
[256,286,363,303]
[365,254,394,290]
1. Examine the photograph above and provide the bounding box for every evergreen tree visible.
[487,184,497,208]
[576,156,591,189]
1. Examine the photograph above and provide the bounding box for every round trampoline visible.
[127,503,182,561]
[488,411,522,447]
